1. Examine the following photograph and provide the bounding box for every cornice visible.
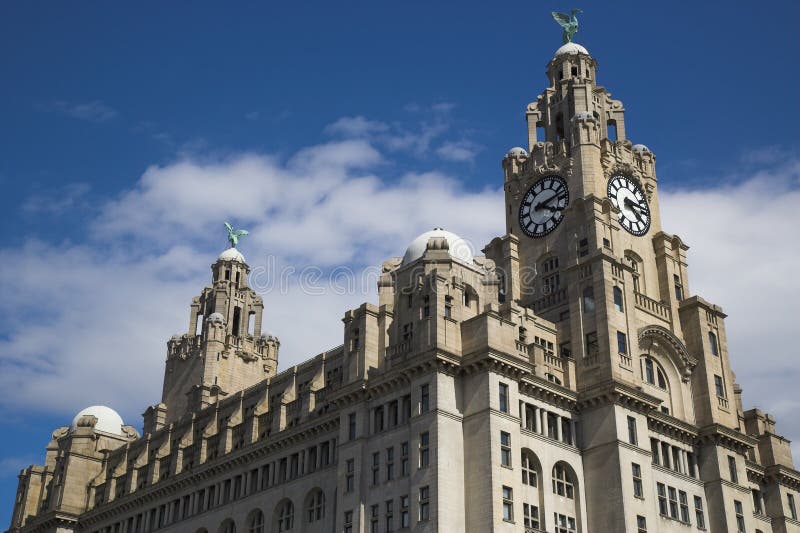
[577,379,661,413]
[696,424,757,454]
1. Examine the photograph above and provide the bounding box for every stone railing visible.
[634,291,671,321]
[718,396,729,409]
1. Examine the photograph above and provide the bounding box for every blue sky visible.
[1,1,799,526]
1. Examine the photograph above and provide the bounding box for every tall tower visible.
[146,244,280,430]
[495,40,796,532]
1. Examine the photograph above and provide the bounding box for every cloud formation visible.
[0,136,502,425]
[46,100,119,123]
[660,152,800,458]
[1,134,798,466]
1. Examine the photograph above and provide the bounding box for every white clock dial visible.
[519,175,570,238]
[607,175,651,236]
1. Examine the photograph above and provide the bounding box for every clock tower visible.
[487,40,777,532]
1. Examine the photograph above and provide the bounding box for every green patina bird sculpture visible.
[224,222,249,248]
[552,9,582,44]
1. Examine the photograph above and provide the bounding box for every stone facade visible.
[7,42,800,533]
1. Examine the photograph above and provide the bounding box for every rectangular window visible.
[614,286,624,312]
[386,447,394,481]
[500,431,512,467]
[444,295,453,318]
[632,463,643,498]
[715,375,725,398]
[401,441,410,476]
[674,274,683,301]
[651,438,660,465]
[636,515,647,533]
[668,487,679,519]
[694,496,705,530]
[385,499,394,532]
[585,331,599,356]
[679,490,690,523]
[627,416,638,445]
[499,382,509,413]
[687,452,697,478]
[672,447,682,474]
[502,486,513,522]
[372,452,380,485]
[419,432,430,468]
[370,504,379,533]
[418,486,430,521]
[419,384,429,414]
[554,513,576,533]
[348,412,357,441]
[344,510,353,533]
[661,442,671,469]
[657,483,668,516]
[423,295,430,318]
[728,456,738,483]
[374,406,384,432]
[751,489,763,515]
[708,331,719,356]
[789,493,798,520]
[617,331,628,354]
[400,495,409,528]
[734,500,745,532]
[523,503,540,529]
[345,459,355,493]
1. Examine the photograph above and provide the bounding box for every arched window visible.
[552,463,575,499]
[643,357,668,390]
[274,500,294,532]
[582,286,595,313]
[521,450,540,487]
[219,519,236,533]
[545,373,562,385]
[305,489,325,523]
[247,510,264,533]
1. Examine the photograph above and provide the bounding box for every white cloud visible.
[660,153,800,459]
[47,100,119,123]
[436,140,483,162]
[324,116,389,137]
[3,135,799,468]
[0,137,502,426]
[22,183,91,215]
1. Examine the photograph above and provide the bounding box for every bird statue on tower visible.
[224,221,249,248]
[551,9,582,44]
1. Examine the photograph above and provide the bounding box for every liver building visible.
[7,40,800,533]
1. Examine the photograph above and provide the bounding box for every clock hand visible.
[535,194,566,212]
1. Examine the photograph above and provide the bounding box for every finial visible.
[551,9,582,44]
[224,221,249,248]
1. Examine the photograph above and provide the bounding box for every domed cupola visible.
[70,405,126,436]
[401,228,474,266]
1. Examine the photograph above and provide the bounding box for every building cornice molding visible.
[577,379,660,413]
[647,410,699,444]
[695,423,757,454]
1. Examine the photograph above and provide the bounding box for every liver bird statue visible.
[552,9,582,44]
[224,221,249,248]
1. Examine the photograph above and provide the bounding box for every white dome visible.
[70,405,125,436]
[218,247,245,262]
[506,147,528,158]
[554,42,590,58]
[632,144,651,153]
[402,228,474,265]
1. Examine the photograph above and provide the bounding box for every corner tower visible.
[149,242,279,430]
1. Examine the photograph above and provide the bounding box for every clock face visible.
[519,175,570,238]
[607,175,651,236]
